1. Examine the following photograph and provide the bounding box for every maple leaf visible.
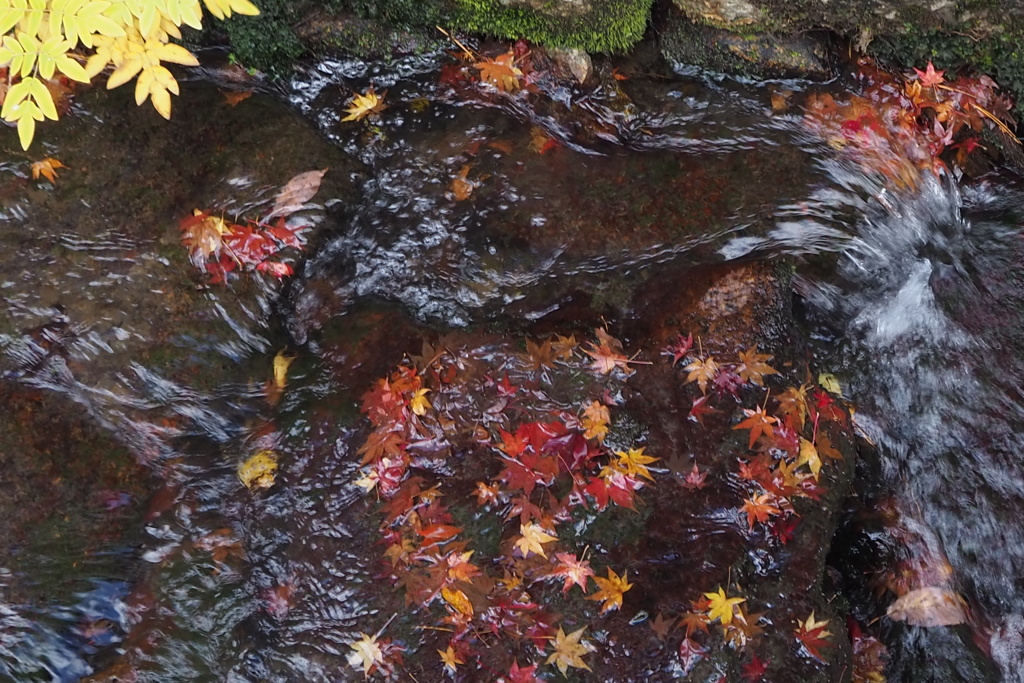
[714,368,744,398]
[348,633,385,676]
[31,157,66,183]
[525,338,557,369]
[704,586,745,626]
[650,612,674,641]
[342,87,387,122]
[679,610,710,638]
[475,481,500,506]
[733,406,778,450]
[795,611,834,662]
[913,61,945,88]
[502,660,542,683]
[662,332,693,365]
[180,210,231,269]
[551,334,578,360]
[772,515,800,545]
[741,493,782,531]
[545,626,593,675]
[514,522,558,558]
[886,586,966,627]
[741,653,769,682]
[736,347,778,386]
[678,637,705,674]
[682,463,708,490]
[611,447,659,482]
[690,395,719,425]
[438,644,464,673]
[410,388,431,416]
[441,585,474,616]
[474,51,523,92]
[585,328,632,375]
[587,567,632,613]
[684,356,719,393]
[581,401,610,443]
[775,384,809,430]
[550,552,595,594]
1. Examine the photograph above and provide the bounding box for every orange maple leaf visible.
[585,328,632,375]
[31,157,67,183]
[581,400,610,442]
[221,89,253,106]
[588,567,632,613]
[741,492,782,530]
[474,51,523,92]
[733,406,778,450]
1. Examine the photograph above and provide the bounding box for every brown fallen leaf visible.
[267,169,328,220]
[886,586,967,627]
[221,89,253,107]
[450,164,477,201]
[31,157,67,183]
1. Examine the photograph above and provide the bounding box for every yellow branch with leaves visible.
[0,0,259,149]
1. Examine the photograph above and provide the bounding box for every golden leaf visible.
[545,626,593,675]
[238,449,277,489]
[342,87,386,122]
[30,156,66,183]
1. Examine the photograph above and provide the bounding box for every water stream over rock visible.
[1,48,1023,682]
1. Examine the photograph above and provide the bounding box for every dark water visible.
[1,48,1024,681]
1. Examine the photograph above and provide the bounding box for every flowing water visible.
[2,46,1024,681]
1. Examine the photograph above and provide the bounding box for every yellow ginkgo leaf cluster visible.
[0,0,260,149]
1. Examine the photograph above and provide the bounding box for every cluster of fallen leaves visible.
[179,168,327,282]
[348,329,650,679]
[803,57,1017,188]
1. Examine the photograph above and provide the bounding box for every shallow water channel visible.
[2,47,1024,682]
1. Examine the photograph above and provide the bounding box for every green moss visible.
[453,0,655,53]
[221,0,307,74]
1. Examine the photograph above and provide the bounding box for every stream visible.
[1,45,1024,682]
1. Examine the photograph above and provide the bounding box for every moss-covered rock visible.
[453,0,655,53]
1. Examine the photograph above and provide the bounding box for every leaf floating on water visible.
[273,349,295,389]
[545,626,593,675]
[886,586,967,627]
[817,372,842,396]
[450,164,476,201]
[342,86,387,122]
[474,51,523,92]
[221,89,253,107]
[347,632,384,676]
[269,168,328,219]
[238,449,278,489]
[31,157,67,183]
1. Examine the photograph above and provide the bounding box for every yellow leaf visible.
[273,349,295,389]
[441,586,473,616]
[514,522,557,558]
[238,449,278,489]
[796,437,822,479]
[342,86,386,122]
[610,446,659,482]
[347,633,384,676]
[587,567,632,613]
[581,400,610,443]
[438,645,464,673]
[202,0,260,20]
[545,626,593,675]
[818,372,842,396]
[409,387,431,416]
[703,586,745,626]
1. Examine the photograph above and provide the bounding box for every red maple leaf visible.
[795,612,834,662]
[913,61,945,87]
[503,660,542,683]
[690,395,718,425]
[661,332,693,366]
[741,653,769,682]
[683,463,707,490]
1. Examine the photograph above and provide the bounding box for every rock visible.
[547,46,594,84]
